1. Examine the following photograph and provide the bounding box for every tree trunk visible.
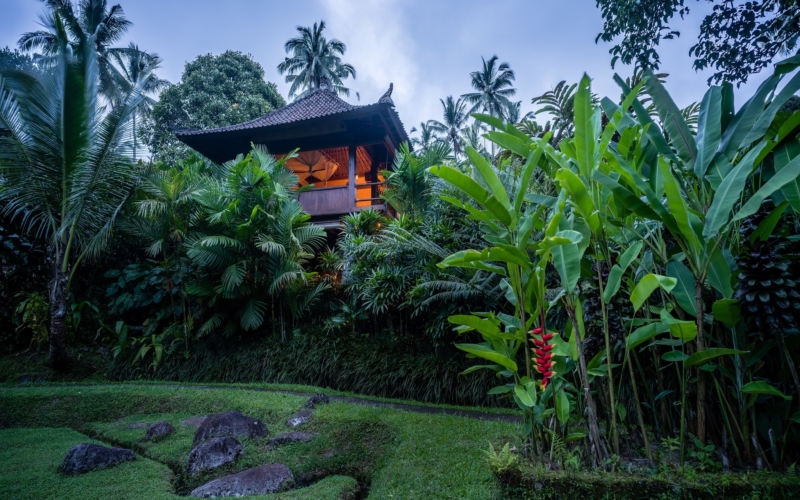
[564,300,608,464]
[696,279,706,444]
[48,260,71,370]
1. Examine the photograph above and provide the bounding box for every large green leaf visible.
[455,343,518,372]
[626,322,669,350]
[614,74,676,162]
[707,249,734,298]
[743,69,800,145]
[685,348,748,368]
[515,384,535,407]
[662,351,689,363]
[644,69,698,166]
[630,274,677,311]
[720,75,778,157]
[712,299,741,326]
[703,143,766,241]
[694,86,722,177]
[666,260,697,316]
[660,309,698,342]
[429,165,512,226]
[591,170,661,220]
[556,168,600,232]
[734,151,800,222]
[774,142,800,212]
[659,159,701,253]
[467,147,513,213]
[573,74,596,177]
[740,381,792,400]
[604,241,643,303]
[448,314,501,337]
[552,239,581,293]
[514,149,543,214]
[556,389,570,424]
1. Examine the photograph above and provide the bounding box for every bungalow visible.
[175,79,410,226]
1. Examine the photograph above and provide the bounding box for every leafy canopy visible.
[144,51,285,164]
[595,0,800,84]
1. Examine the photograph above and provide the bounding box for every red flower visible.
[531,326,558,387]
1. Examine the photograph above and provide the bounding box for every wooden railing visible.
[297,181,387,217]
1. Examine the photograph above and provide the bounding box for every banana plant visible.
[430,143,585,453]
[474,75,647,455]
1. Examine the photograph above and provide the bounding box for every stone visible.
[190,464,295,497]
[187,436,244,476]
[193,411,269,445]
[145,420,175,440]
[59,443,136,476]
[267,432,318,447]
[124,422,148,429]
[303,393,330,409]
[181,416,206,428]
[286,410,313,428]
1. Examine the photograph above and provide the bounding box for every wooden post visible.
[348,144,357,211]
[370,151,379,201]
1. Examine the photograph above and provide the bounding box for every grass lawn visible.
[0,384,517,499]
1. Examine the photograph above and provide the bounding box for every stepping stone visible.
[181,416,206,428]
[286,410,313,428]
[187,436,243,476]
[190,464,295,497]
[267,432,318,447]
[145,420,175,440]
[193,411,269,446]
[303,393,330,409]
[59,443,135,476]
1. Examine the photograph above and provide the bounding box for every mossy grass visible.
[1,384,516,499]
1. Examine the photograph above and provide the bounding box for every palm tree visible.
[460,120,488,157]
[504,101,535,125]
[186,146,327,338]
[0,36,144,369]
[111,44,169,160]
[461,55,516,119]
[18,0,136,101]
[409,121,441,153]
[429,96,470,156]
[531,80,577,145]
[382,142,452,217]
[277,20,356,99]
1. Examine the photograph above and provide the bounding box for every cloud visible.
[319,0,440,132]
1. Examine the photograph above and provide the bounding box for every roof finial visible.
[379,83,393,105]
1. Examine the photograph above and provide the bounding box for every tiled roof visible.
[176,88,368,137]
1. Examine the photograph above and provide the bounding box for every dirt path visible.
[30,382,524,424]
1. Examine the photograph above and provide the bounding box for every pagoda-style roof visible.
[175,84,410,164]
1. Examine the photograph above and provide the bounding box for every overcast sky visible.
[2,0,771,134]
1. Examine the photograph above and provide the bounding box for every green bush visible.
[107,330,508,407]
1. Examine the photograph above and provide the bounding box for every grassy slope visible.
[0,384,517,499]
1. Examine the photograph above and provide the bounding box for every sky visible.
[1,0,771,134]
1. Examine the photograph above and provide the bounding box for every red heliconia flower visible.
[530,326,558,388]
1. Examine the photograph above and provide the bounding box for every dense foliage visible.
[144,51,285,164]
[3,0,800,484]
[595,0,800,84]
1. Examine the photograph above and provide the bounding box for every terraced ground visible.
[0,383,519,499]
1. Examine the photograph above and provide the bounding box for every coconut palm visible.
[461,55,516,119]
[382,142,452,217]
[460,120,489,157]
[0,36,144,369]
[531,80,578,145]
[409,121,441,153]
[504,100,535,125]
[18,0,136,101]
[110,44,169,160]
[429,96,470,156]
[277,20,356,99]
